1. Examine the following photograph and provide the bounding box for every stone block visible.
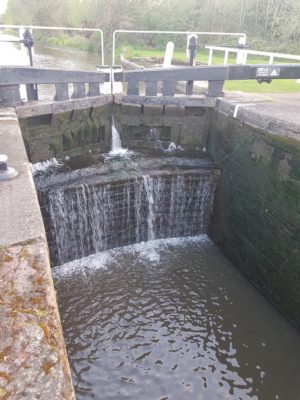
[171,125,181,144]
[143,115,165,126]
[51,111,72,137]
[165,105,185,117]
[121,104,141,115]
[121,114,142,126]
[180,124,209,148]
[144,105,163,116]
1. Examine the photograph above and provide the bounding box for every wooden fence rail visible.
[0,66,110,107]
[114,64,300,97]
[2,64,300,107]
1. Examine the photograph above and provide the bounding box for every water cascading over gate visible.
[38,169,219,266]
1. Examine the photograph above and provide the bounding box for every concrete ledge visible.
[216,93,300,140]
[0,108,75,399]
[0,109,45,246]
[0,239,75,399]
[15,95,113,119]
[114,94,216,108]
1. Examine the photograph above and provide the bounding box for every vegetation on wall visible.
[1,0,300,54]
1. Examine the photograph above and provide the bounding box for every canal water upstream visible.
[54,236,300,400]
[0,34,101,69]
[0,34,101,98]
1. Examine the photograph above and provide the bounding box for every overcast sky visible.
[0,0,7,15]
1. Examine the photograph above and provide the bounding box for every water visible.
[109,116,127,155]
[0,35,101,69]
[0,34,102,99]
[54,236,300,400]
[41,170,216,266]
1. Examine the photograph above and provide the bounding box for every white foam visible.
[166,142,177,152]
[31,158,62,176]
[53,235,210,280]
[165,142,184,152]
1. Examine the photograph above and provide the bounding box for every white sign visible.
[256,67,280,77]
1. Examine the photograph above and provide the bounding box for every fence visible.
[114,64,300,98]
[0,24,105,65]
[112,30,247,65]
[205,45,300,66]
[0,66,110,106]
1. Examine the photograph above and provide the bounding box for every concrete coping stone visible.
[0,108,75,399]
[216,93,300,140]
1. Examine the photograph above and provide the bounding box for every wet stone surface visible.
[0,240,74,400]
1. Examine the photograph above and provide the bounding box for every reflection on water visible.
[34,43,101,71]
[54,236,300,400]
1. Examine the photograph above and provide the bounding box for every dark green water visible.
[54,236,300,400]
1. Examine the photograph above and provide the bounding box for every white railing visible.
[0,24,105,65]
[112,30,247,65]
[205,45,300,66]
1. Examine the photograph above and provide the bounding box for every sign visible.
[256,67,281,78]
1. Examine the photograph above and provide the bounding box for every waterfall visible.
[110,116,127,155]
[40,171,217,266]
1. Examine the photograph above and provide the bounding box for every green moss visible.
[62,132,75,151]
[264,132,300,156]
[49,137,62,155]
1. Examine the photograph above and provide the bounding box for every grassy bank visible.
[37,33,102,53]
[118,46,300,93]
[118,46,300,66]
[224,79,300,93]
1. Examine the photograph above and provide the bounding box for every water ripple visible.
[55,237,300,400]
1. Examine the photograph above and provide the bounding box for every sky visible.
[0,0,7,15]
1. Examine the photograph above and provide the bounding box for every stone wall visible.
[13,92,300,330]
[0,109,75,399]
[114,103,212,151]
[18,99,213,161]
[208,108,300,328]
[19,101,112,163]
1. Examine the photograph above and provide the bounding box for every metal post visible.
[208,48,213,65]
[236,37,247,65]
[186,34,197,95]
[21,28,38,100]
[163,42,174,68]
[224,50,229,65]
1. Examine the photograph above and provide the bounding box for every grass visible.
[224,79,300,93]
[118,46,300,93]
[39,34,101,53]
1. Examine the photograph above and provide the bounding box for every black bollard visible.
[186,35,198,95]
[22,29,38,101]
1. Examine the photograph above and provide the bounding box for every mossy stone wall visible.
[208,110,300,328]
[114,104,212,151]
[19,104,111,163]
